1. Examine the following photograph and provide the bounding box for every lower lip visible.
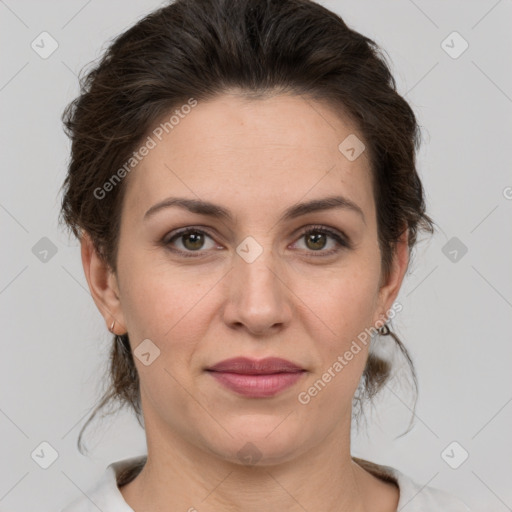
[207,371,305,398]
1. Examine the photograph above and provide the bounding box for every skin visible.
[81,91,409,512]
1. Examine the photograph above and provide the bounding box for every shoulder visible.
[353,457,471,511]
[60,455,147,512]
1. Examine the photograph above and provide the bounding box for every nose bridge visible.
[224,234,291,334]
[239,247,277,292]
[236,235,281,303]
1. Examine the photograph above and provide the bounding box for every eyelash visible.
[162,225,351,258]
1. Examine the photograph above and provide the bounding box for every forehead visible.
[122,93,374,222]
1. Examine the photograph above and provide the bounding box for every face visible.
[83,92,408,465]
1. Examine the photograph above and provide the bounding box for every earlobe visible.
[80,232,126,334]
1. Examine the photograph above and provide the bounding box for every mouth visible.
[206,356,305,374]
[205,357,306,398]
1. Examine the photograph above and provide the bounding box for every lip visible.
[207,357,304,374]
[206,357,306,398]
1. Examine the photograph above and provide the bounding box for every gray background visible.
[1,1,511,510]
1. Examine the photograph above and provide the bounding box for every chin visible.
[203,420,310,467]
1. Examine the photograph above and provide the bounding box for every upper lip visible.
[206,357,305,374]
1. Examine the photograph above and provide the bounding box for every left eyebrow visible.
[280,195,366,225]
[143,194,366,225]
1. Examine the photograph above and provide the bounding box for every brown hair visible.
[59,0,435,454]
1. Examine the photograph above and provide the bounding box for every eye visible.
[163,225,350,258]
[292,225,350,256]
[164,227,219,257]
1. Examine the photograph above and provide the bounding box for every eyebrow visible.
[143,194,366,225]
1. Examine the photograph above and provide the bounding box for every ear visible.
[80,232,126,335]
[372,227,409,326]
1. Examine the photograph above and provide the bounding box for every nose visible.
[222,245,293,337]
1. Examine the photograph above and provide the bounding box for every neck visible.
[119,421,379,512]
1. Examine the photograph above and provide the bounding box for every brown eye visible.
[304,231,328,251]
[165,228,217,255]
[293,226,350,256]
[181,231,206,250]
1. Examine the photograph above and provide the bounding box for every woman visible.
[59,0,470,510]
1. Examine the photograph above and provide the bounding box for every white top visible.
[61,455,471,511]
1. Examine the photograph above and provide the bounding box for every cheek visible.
[299,273,377,407]
[294,261,380,397]
[118,258,218,356]
[297,260,380,337]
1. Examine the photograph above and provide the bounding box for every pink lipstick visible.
[206,357,306,398]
